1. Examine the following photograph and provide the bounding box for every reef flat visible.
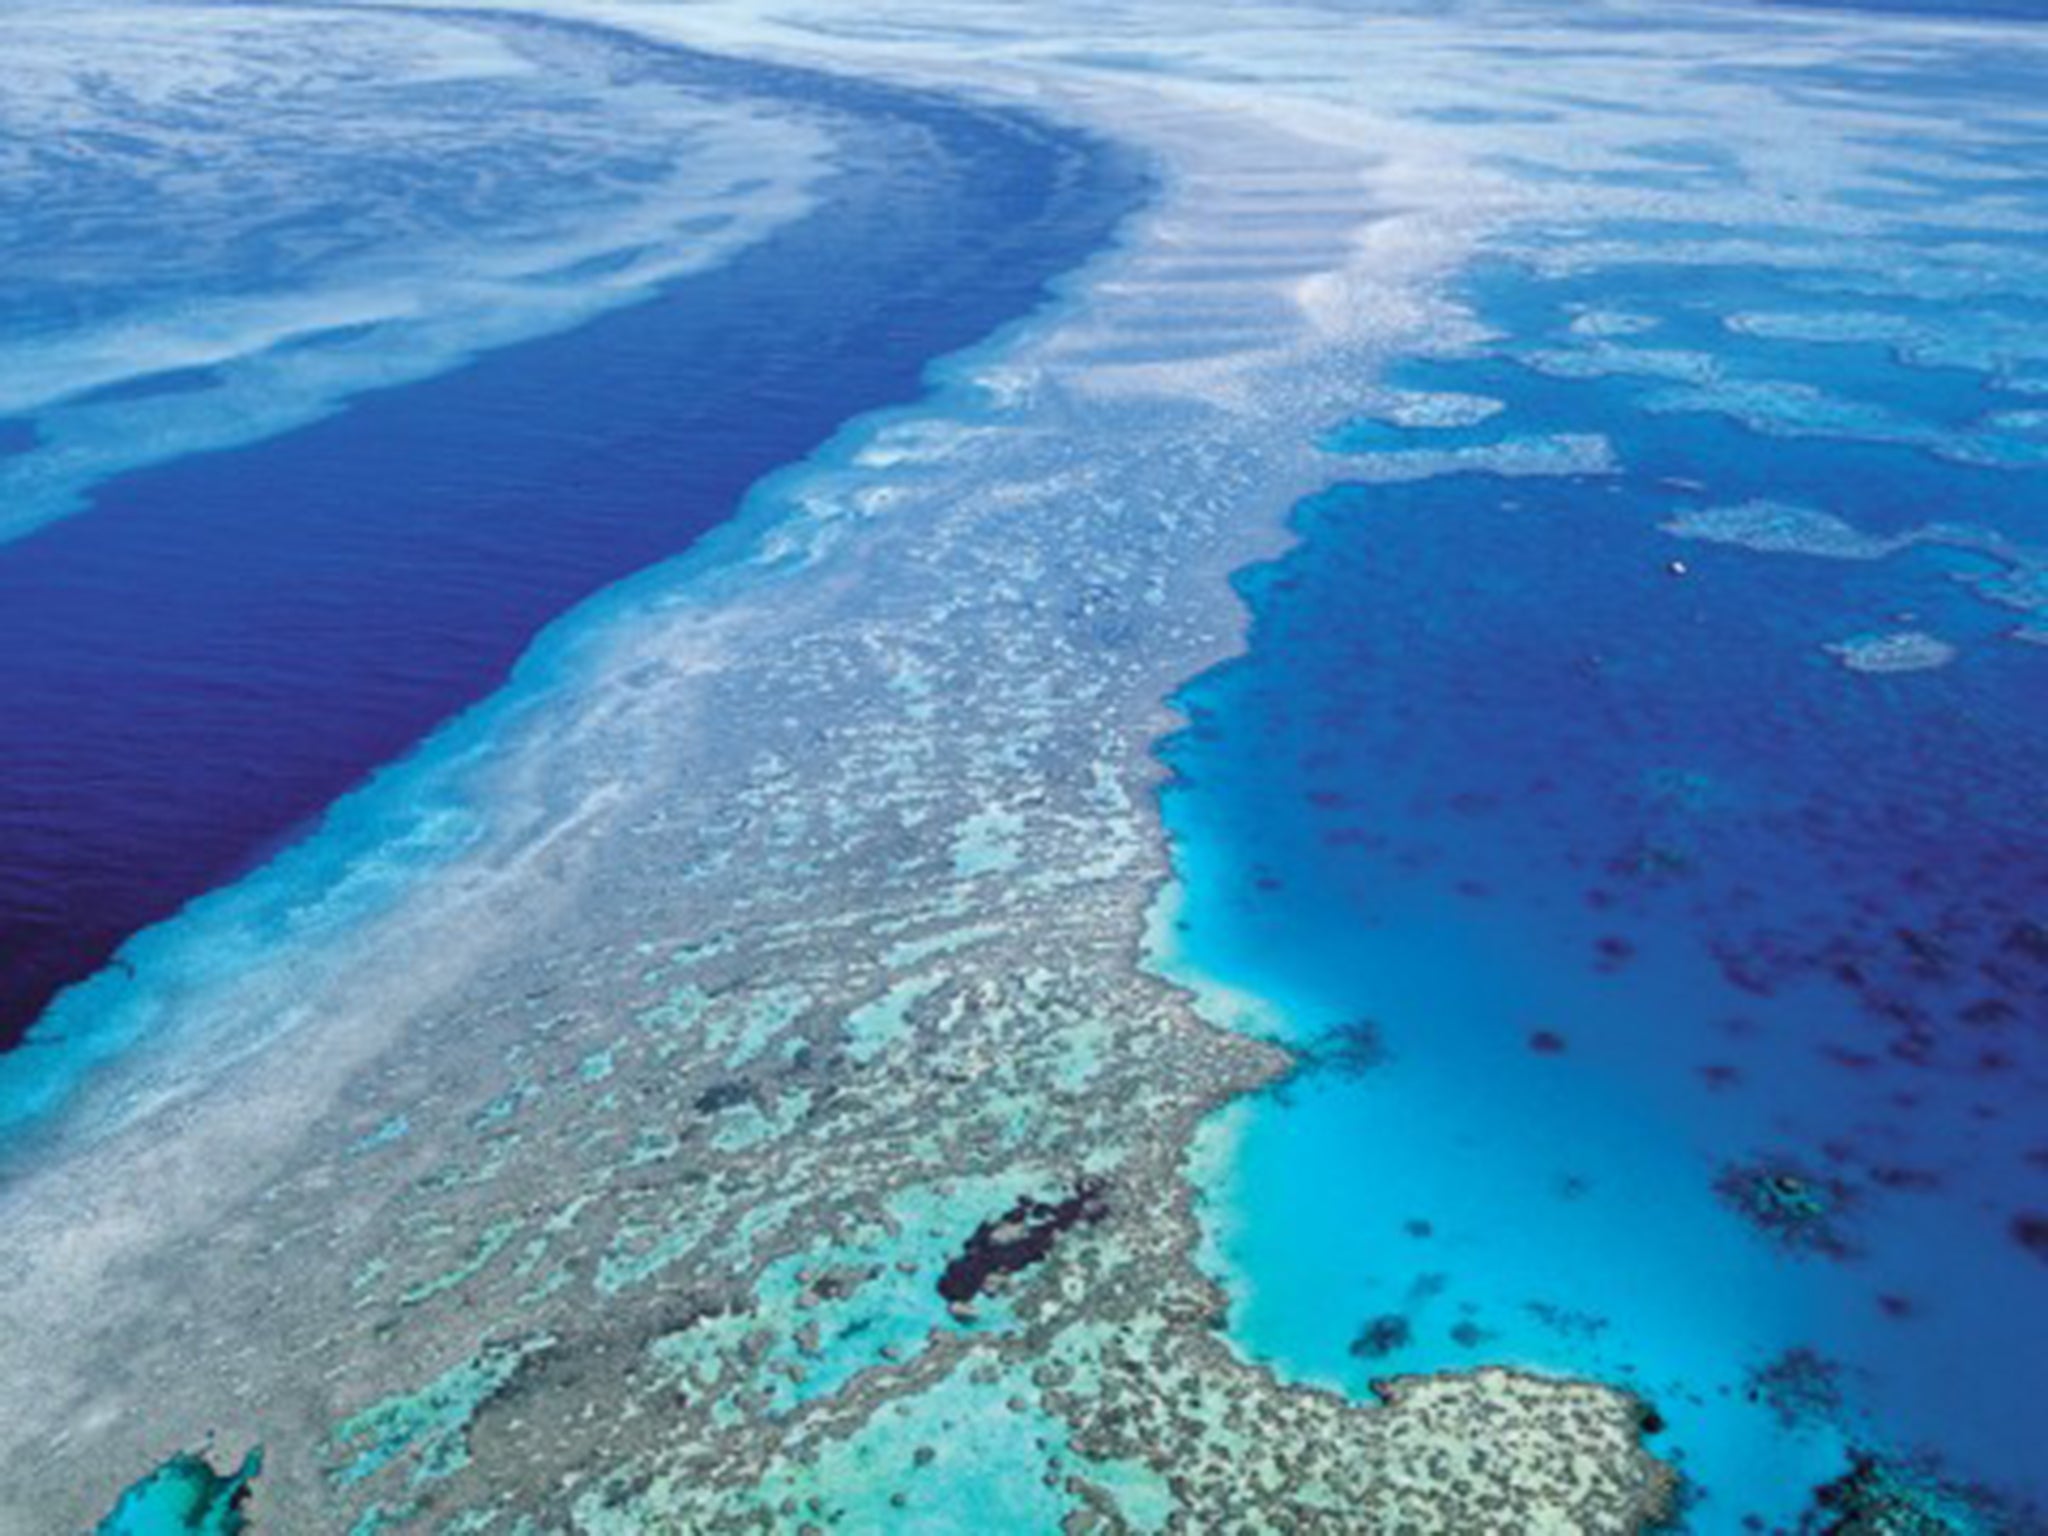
[7,0,2042,1528]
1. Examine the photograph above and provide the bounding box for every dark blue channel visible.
[0,14,1142,1053]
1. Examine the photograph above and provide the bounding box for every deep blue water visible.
[0,17,1138,1056]
[1168,246,2048,1530]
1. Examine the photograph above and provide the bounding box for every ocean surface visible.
[1762,0,2048,15]
[0,8,1136,1131]
[1164,156,2048,1536]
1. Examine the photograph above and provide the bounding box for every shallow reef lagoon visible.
[0,6,1136,1123]
[1166,66,2048,1536]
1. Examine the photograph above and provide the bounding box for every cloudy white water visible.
[0,3,829,545]
[5,0,2046,1527]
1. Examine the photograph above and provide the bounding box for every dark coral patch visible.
[1525,1299,1608,1339]
[1892,926,1951,980]
[1295,1018,1389,1079]
[1347,1313,1412,1359]
[1608,838,1692,881]
[1802,1450,2024,1535]
[693,1080,754,1114]
[1959,997,2016,1028]
[2002,919,2048,967]
[1746,1347,1846,1430]
[2010,1211,2048,1264]
[937,1182,1107,1305]
[1594,934,1638,970]
[1716,1161,1857,1259]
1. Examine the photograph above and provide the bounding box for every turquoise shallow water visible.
[95,1450,261,1536]
[1166,226,2048,1526]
